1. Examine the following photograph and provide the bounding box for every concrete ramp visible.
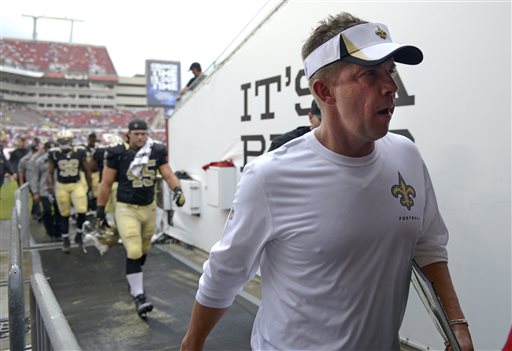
[38,244,256,350]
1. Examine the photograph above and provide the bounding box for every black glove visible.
[87,189,94,201]
[173,187,185,207]
[96,206,109,227]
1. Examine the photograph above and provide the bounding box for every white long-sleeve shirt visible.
[197,131,448,350]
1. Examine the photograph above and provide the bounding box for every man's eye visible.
[363,70,377,77]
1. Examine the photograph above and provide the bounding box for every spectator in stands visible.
[30,141,62,241]
[178,62,204,100]
[96,119,185,318]
[268,100,322,152]
[9,136,28,185]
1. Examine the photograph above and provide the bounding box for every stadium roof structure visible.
[0,38,118,82]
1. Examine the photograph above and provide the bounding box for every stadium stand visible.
[1,105,164,148]
[39,109,159,128]
[0,38,167,149]
[1,39,117,81]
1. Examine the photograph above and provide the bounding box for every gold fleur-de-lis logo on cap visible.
[391,172,416,211]
[375,26,387,39]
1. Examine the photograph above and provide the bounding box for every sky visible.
[1,0,270,82]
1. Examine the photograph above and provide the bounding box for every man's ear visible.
[312,79,336,105]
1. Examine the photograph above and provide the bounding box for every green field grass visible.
[0,180,17,220]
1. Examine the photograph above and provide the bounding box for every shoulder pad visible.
[152,142,166,151]
[106,144,125,155]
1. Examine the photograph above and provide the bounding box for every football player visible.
[85,132,99,214]
[96,119,185,318]
[48,130,92,253]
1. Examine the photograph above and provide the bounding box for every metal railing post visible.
[9,205,25,351]
[16,183,31,248]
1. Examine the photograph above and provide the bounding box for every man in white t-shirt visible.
[180,12,473,351]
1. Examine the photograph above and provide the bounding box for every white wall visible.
[168,1,511,349]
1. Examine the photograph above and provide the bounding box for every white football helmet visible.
[56,129,74,149]
[105,134,124,147]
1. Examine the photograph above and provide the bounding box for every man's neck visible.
[314,127,375,157]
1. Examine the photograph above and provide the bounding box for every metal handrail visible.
[30,273,81,351]
[8,206,25,351]
[15,183,30,247]
[8,183,81,350]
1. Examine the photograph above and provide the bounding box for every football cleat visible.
[134,293,153,318]
[82,220,119,255]
[62,237,71,254]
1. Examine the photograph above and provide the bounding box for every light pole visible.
[22,14,84,42]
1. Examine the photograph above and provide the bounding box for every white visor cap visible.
[303,22,423,80]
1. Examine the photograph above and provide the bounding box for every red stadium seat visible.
[1,39,117,80]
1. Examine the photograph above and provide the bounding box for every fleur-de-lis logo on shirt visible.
[391,172,416,211]
[375,26,387,40]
